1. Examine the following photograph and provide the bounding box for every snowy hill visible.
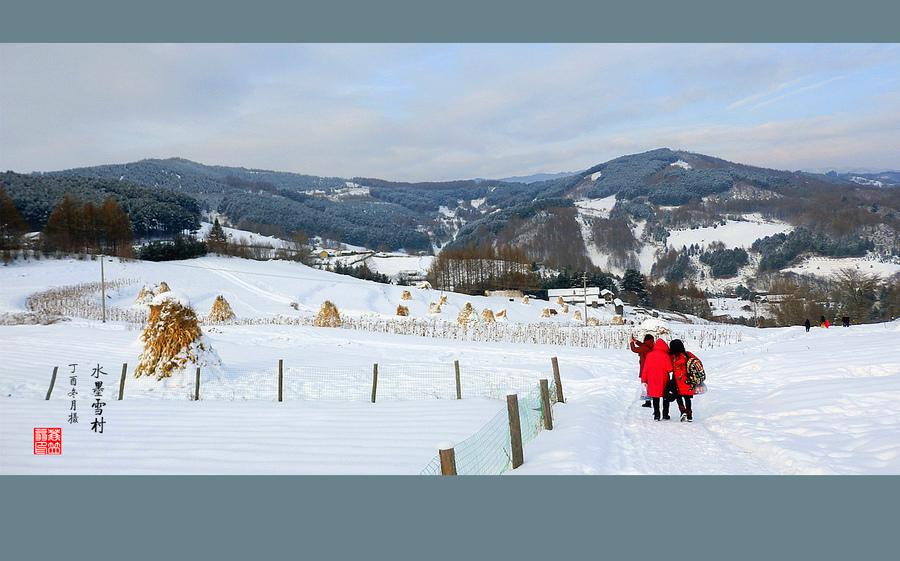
[0,256,654,326]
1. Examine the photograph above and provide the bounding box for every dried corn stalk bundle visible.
[314,300,342,327]
[135,294,213,379]
[457,302,477,325]
[208,295,236,322]
[396,304,409,316]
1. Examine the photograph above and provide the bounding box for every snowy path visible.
[515,356,778,475]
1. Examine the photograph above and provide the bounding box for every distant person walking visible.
[630,334,654,408]
[641,339,673,421]
[804,318,811,332]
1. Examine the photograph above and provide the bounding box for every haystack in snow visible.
[495,309,507,321]
[586,317,600,326]
[556,296,565,305]
[574,310,583,321]
[135,293,216,380]
[415,281,432,290]
[428,302,442,315]
[134,285,154,305]
[457,302,477,325]
[439,294,448,305]
[156,281,171,294]
[396,304,409,317]
[611,315,625,326]
[314,300,342,327]
[208,295,236,322]
[561,303,569,314]
[481,308,496,323]
[401,290,412,301]
[522,295,530,305]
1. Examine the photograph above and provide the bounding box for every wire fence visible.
[43,357,564,476]
[419,379,560,476]
[43,361,549,402]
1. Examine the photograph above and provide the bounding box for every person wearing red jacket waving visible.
[641,338,673,421]
[669,339,695,423]
[630,334,654,408]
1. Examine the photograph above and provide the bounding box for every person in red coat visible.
[641,338,673,421]
[630,334,654,408]
[669,339,695,422]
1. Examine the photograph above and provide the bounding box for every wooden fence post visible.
[45,366,58,400]
[454,360,461,400]
[371,363,378,403]
[194,367,201,401]
[278,359,284,402]
[118,363,127,400]
[539,379,553,430]
[551,356,564,403]
[439,447,457,475]
[507,394,524,469]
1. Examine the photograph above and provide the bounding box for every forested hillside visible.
[20,149,900,275]
[0,172,200,236]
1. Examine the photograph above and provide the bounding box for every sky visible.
[1,44,898,181]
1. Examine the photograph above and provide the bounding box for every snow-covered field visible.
[2,256,899,475]
[783,256,900,279]
[666,217,792,251]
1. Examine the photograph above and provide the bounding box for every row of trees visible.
[427,244,538,294]
[765,269,899,326]
[3,185,137,257]
[41,194,133,255]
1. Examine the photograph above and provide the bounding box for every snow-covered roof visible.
[613,298,624,306]
[600,289,614,296]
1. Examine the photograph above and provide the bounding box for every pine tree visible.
[206,218,228,254]
[0,186,28,251]
[621,268,647,298]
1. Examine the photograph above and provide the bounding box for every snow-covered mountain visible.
[13,148,900,289]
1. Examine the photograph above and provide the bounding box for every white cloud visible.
[1,44,898,179]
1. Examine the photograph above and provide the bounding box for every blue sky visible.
[1,44,898,180]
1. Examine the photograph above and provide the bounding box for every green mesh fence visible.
[419,379,559,476]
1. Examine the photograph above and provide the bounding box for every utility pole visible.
[100,254,107,323]
[582,272,588,325]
